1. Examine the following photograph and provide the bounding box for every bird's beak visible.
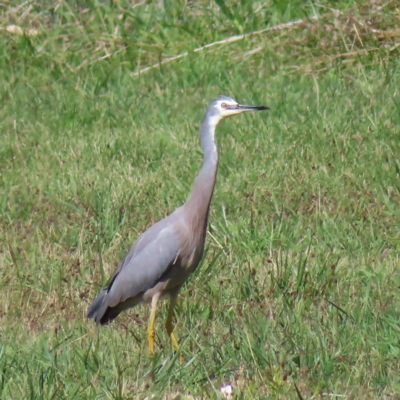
[223,102,269,118]
[237,104,269,111]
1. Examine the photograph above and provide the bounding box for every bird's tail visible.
[87,289,122,325]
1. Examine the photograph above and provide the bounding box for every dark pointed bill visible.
[237,104,269,111]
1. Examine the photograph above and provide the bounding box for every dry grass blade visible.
[131,14,327,77]
[0,24,39,36]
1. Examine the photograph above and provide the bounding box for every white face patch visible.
[215,100,245,119]
[223,108,243,117]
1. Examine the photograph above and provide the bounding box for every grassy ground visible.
[1,0,400,398]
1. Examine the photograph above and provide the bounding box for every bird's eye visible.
[221,103,227,109]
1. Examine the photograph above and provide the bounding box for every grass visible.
[1,0,400,398]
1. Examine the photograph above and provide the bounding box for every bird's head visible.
[207,95,269,123]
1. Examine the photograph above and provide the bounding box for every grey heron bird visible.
[87,95,269,354]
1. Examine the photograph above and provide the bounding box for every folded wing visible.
[87,222,180,324]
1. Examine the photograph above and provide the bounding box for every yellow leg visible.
[147,294,160,355]
[165,295,180,351]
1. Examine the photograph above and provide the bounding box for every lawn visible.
[1,0,400,398]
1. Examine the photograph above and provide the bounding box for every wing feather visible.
[104,223,180,307]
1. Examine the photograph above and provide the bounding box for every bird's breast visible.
[179,240,205,273]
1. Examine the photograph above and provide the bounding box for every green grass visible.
[1,0,400,398]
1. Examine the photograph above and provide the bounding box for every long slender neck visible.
[184,115,219,227]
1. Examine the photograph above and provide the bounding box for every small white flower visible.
[220,383,234,398]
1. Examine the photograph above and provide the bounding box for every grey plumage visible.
[87,95,268,353]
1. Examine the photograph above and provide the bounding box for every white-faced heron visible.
[87,95,269,354]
